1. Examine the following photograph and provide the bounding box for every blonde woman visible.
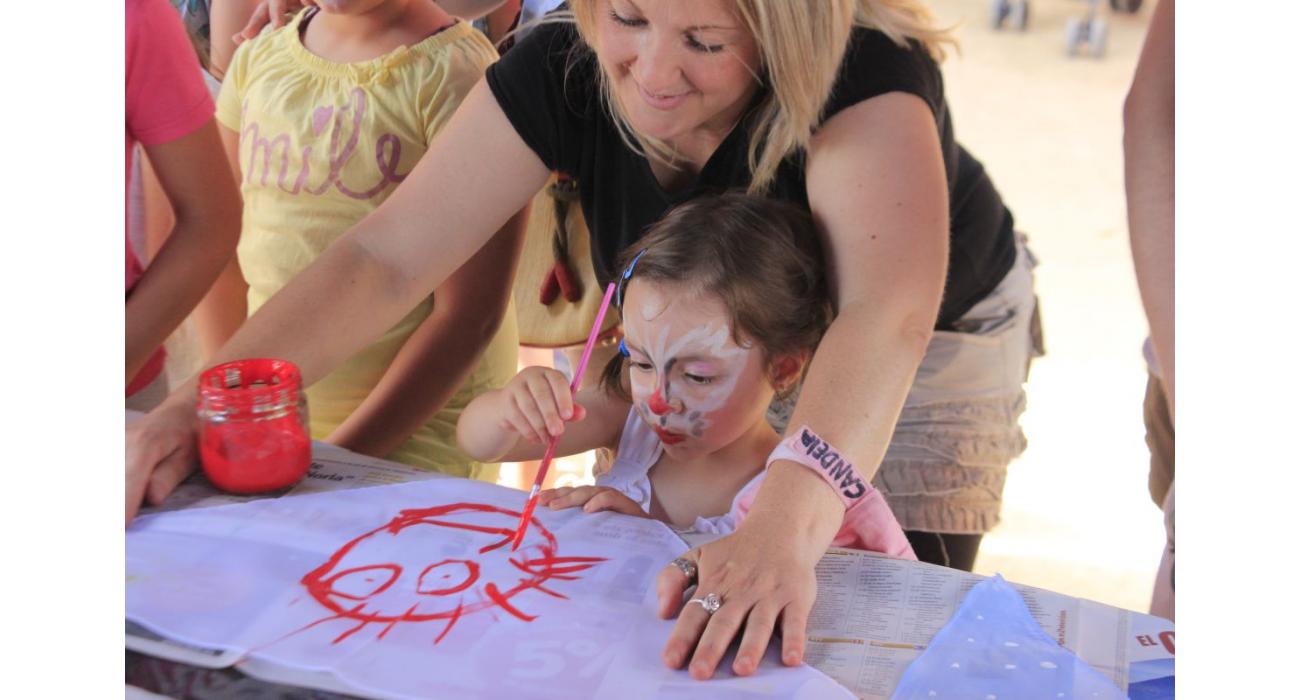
[128,0,1039,681]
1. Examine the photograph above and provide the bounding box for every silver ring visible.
[688,592,722,615]
[670,557,697,583]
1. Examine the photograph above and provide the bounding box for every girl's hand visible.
[538,486,650,518]
[234,0,315,45]
[497,366,586,444]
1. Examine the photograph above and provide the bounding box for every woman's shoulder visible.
[509,18,585,66]
[823,25,945,121]
[482,16,600,171]
[487,18,598,105]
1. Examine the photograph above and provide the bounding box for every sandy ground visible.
[928,0,1163,613]
[164,0,1165,616]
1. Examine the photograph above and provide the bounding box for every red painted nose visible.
[647,390,674,416]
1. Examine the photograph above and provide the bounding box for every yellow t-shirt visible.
[215,11,517,481]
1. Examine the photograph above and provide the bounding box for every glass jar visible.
[196,358,311,494]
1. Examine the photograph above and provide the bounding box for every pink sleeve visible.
[125,0,214,146]
[731,474,917,560]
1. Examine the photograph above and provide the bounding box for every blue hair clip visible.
[618,338,629,357]
[616,248,649,309]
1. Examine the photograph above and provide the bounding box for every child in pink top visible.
[125,0,240,403]
[459,193,915,558]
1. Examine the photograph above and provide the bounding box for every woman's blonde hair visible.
[559,0,954,195]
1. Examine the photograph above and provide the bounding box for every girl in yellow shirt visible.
[210,0,523,480]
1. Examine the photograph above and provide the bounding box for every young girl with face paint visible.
[458,193,915,558]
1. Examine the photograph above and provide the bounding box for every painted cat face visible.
[621,279,774,459]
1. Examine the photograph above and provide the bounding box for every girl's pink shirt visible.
[733,474,917,560]
[124,0,215,395]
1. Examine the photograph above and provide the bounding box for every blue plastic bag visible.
[891,575,1127,700]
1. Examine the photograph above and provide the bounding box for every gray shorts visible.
[769,234,1042,534]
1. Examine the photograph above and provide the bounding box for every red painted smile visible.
[652,426,686,445]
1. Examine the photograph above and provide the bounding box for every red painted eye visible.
[321,564,402,600]
[416,560,480,596]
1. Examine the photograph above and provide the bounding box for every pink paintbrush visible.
[511,282,618,550]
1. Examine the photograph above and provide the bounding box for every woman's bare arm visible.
[660,92,949,679]
[126,81,550,521]
[324,207,528,459]
[174,82,546,394]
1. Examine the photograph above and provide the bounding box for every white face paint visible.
[621,279,775,458]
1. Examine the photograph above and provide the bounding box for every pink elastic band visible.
[765,425,869,510]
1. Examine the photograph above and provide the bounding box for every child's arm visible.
[126,119,242,385]
[321,209,528,459]
[190,124,250,360]
[458,367,629,463]
[209,0,264,81]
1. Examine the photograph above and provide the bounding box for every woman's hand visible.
[125,398,202,525]
[538,485,650,517]
[497,366,586,444]
[655,461,843,679]
[233,0,313,45]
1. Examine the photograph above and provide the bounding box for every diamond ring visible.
[670,557,698,584]
[688,592,722,615]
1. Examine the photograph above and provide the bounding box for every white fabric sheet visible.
[126,477,850,699]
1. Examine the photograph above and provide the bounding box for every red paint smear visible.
[484,582,537,622]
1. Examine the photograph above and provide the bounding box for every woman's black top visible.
[486,20,1016,329]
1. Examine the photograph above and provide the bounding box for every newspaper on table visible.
[138,442,443,515]
[804,548,1175,699]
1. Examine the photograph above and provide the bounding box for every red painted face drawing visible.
[622,279,775,458]
[287,503,605,646]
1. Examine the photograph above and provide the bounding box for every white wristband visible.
[765,425,869,509]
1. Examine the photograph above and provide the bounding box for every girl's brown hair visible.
[601,192,833,399]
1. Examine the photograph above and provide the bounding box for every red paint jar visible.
[197,359,312,494]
